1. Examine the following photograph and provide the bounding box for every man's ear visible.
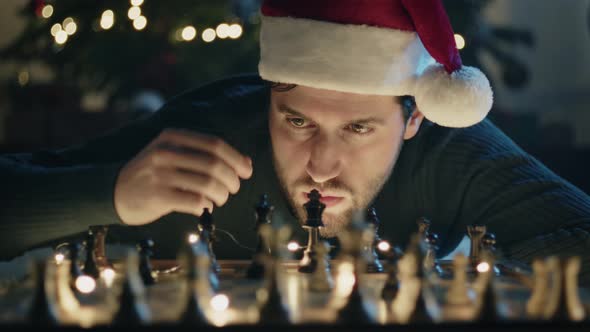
[403,110,425,140]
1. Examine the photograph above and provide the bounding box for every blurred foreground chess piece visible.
[82,228,100,279]
[365,207,384,273]
[177,239,213,325]
[198,209,221,274]
[111,250,152,325]
[67,242,83,285]
[381,245,404,303]
[467,224,487,265]
[309,240,333,293]
[298,189,325,273]
[137,239,155,285]
[28,260,59,325]
[247,194,273,279]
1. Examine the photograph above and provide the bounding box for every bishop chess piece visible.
[177,240,213,325]
[335,214,376,324]
[198,209,221,274]
[298,189,325,273]
[257,222,293,324]
[82,227,100,279]
[112,250,152,325]
[309,240,333,292]
[247,194,274,279]
[467,224,487,265]
[137,239,155,285]
[28,260,59,325]
[364,207,384,273]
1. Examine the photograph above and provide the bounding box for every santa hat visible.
[258,0,493,128]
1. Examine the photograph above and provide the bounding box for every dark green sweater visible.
[2,75,590,284]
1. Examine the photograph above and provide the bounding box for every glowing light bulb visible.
[454,34,466,50]
[64,21,77,35]
[216,23,230,39]
[228,24,243,39]
[188,233,199,244]
[476,262,490,273]
[55,30,68,44]
[75,275,96,294]
[131,0,144,6]
[41,5,54,18]
[133,16,147,30]
[181,26,197,41]
[50,23,62,37]
[210,294,229,311]
[287,241,299,252]
[377,240,391,252]
[101,268,116,287]
[202,28,216,42]
[102,10,114,18]
[54,253,65,264]
[128,6,141,20]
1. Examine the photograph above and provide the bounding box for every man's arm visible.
[428,120,590,285]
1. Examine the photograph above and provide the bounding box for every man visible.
[1,0,590,284]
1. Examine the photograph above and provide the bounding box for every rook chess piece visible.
[137,239,155,285]
[247,194,273,279]
[364,207,384,273]
[298,189,325,273]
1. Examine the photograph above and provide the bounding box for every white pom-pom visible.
[414,64,493,128]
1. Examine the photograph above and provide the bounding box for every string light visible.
[18,70,29,86]
[133,16,147,30]
[128,6,141,20]
[55,30,68,44]
[100,10,115,30]
[181,26,197,41]
[210,294,230,311]
[54,253,65,264]
[131,0,144,6]
[41,5,54,18]
[228,24,243,39]
[454,34,466,50]
[377,240,391,252]
[188,233,199,244]
[75,275,96,294]
[64,19,77,35]
[216,23,229,39]
[202,28,216,42]
[476,261,490,273]
[287,241,300,252]
[50,23,62,37]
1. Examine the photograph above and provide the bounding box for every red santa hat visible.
[258,0,493,128]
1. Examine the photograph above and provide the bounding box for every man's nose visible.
[305,133,344,184]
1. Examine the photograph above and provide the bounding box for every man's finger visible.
[154,168,231,206]
[158,189,214,216]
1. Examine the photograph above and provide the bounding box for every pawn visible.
[198,209,221,274]
[392,248,432,324]
[111,250,152,325]
[137,239,155,285]
[364,207,384,273]
[309,240,333,293]
[28,260,59,325]
[83,228,100,279]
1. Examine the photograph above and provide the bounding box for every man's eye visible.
[287,117,307,128]
[348,123,372,135]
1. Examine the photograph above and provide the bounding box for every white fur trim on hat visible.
[414,64,494,128]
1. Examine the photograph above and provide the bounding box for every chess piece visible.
[247,194,274,279]
[364,207,384,273]
[309,240,333,292]
[474,252,499,323]
[481,233,496,255]
[112,250,152,325]
[446,253,472,306]
[92,225,113,270]
[416,217,431,238]
[298,189,325,273]
[390,249,431,324]
[466,224,486,264]
[178,240,213,325]
[423,232,439,272]
[380,246,403,302]
[83,228,100,279]
[552,257,586,322]
[526,258,549,319]
[28,260,59,325]
[67,242,83,283]
[542,256,562,320]
[198,209,221,274]
[257,222,293,324]
[137,239,155,285]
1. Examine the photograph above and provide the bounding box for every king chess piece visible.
[247,194,273,279]
[298,189,325,273]
[364,207,384,273]
[198,209,221,274]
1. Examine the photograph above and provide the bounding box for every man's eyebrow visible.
[276,105,309,119]
[277,104,387,126]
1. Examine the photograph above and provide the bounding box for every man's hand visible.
[113,128,253,226]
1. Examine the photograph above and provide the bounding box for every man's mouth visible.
[303,192,345,207]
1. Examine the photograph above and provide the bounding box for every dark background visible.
[0,0,589,194]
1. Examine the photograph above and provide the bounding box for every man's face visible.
[269,85,411,237]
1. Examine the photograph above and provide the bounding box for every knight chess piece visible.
[198,209,221,274]
[28,260,59,325]
[137,239,155,285]
[247,194,274,279]
[309,240,333,292]
[82,227,100,279]
[364,207,384,273]
[298,189,325,273]
[112,250,152,325]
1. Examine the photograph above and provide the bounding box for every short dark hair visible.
[269,82,416,122]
